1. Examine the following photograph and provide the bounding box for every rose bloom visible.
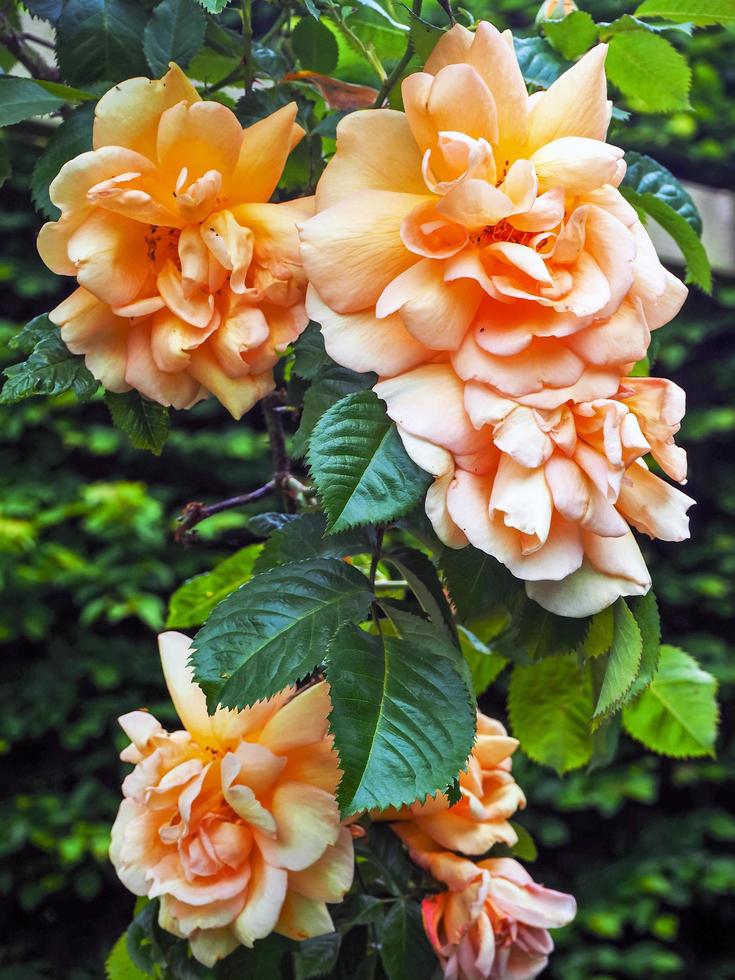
[38,65,311,418]
[375,364,694,616]
[399,830,576,980]
[110,632,353,966]
[375,713,526,855]
[299,22,686,398]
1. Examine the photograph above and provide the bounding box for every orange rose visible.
[375,364,693,615]
[38,65,311,418]
[404,841,576,980]
[299,22,686,394]
[376,713,525,855]
[110,632,353,966]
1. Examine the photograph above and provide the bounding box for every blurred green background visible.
[0,2,733,978]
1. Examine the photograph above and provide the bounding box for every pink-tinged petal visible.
[531,137,624,192]
[187,927,239,967]
[187,343,275,419]
[617,463,694,541]
[157,100,243,192]
[472,298,582,358]
[484,873,577,930]
[509,188,565,234]
[489,456,553,547]
[629,222,688,329]
[298,190,429,314]
[157,258,215,328]
[93,64,200,156]
[565,297,650,367]
[428,64,499,145]
[467,23,529,158]
[275,892,334,942]
[463,382,516,429]
[221,755,278,834]
[517,365,622,410]
[50,287,130,392]
[582,205,637,317]
[109,799,152,894]
[160,893,245,936]
[232,854,287,947]
[307,285,432,376]
[396,427,469,549]
[375,364,486,455]
[229,103,303,205]
[583,528,651,590]
[452,332,585,398]
[125,322,205,409]
[206,307,268,378]
[546,455,629,537]
[489,242,553,285]
[445,248,503,299]
[200,211,254,294]
[316,109,426,209]
[401,200,469,259]
[288,827,354,903]
[158,632,217,746]
[548,251,612,319]
[376,259,482,351]
[258,683,331,753]
[229,742,286,798]
[526,545,649,616]
[621,377,687,482]
[424,23,473,74]
[526,45,611,152]
[254,783,339,872]
[437,180,514,229]
[494,406,554,469]
[150,307,215,373]
[66,211,149,307]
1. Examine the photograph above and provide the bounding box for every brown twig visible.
[0,13,60,82]
[262,391,295,513]
[175,480,276,543]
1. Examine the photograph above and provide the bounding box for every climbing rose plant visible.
[0,0,724,976]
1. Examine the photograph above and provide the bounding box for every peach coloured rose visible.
[299,22,686,396]
[375,713,526,855]
[38,65,311,418]
[400,834,576,980]
[110,632,353,966]
[375,365,694,616]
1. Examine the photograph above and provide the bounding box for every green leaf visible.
[143,0,206,76]
[352,0,409,31]
[106,934,149,980]
[635,0,735,24]
[439,544,517,622]
[623,646,719,758]
[409,14,444,61]
[606,31,691,113]
[105,391,170,455]
[292,16,340,73]
[292,321,329,381]
[513,36,570,88]
[25,0,64,23]
[508,653,594,774]
[600,14,695,36]
[254,512,372,573]
[458,625,508,694]
[292,932,341,980]
[592,599,643,720]
[509,821,538,862]
[494,596,589,665]
[192,557,374,710]
[57,0,149,86]
[196,0,230,11]
[544,10,598,60]
[292,363,376,458]
[0,77,65,127]
[0,316,98,404]
[623,151,702,233]
[166,544,263,628]
[580,605,615,659]
[378,900,436,980]
[308,390,431,534]
[620,186,712,291]
[31,104,95,220]
[326,610,476,814]
[384,546,457,643]
[627,591,661,699]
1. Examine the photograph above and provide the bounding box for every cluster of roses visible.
[111,633,575,977]
[38,21,693,617]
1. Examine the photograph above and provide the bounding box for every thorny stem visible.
[260,7,288,46]
[372,0,423,107]
[0,12,60,82]
[328,2,387,83]
[262,391,295,513]
[175,481,276,543]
